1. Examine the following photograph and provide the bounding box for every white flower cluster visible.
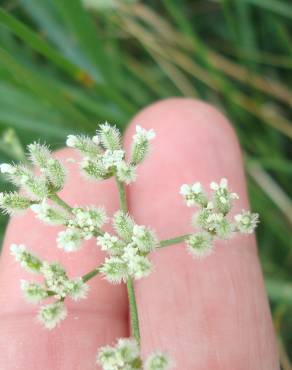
[38,302,67,330]
[10,244,89,329]
[66,123,155,184]
[180,178,259,257]
[98,211,157,283]
[4,122,260,369]
[97,338,172,370]
[0,143,66,214]
[57,206,108,252]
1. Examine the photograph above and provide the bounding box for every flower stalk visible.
[48,193,73,213]
[115,175,141,346]
[82,266,101,283]
[159,234,191,248]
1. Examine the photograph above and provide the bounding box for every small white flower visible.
[57,228,82,252]
[102,149,125,169]
[133,125,156,142]
[0,163,16,174]
[66,135,78,147]
[235,210,259,234]
[187,232,214,258]
[97,232,124,255]
[131,125,156,165]
[72,206,108,239]
[10,243,26,258]
[210,178,228,190]
[38,301,67,330]
[145,351,173,370]
[192,182,202,193]
[179,184,191,196]
[180,182,207,207]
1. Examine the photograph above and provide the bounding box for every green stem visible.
[115,176,141,345]
[158,234,190,248]
[49,193,73,213]
[116,178,127,213]
[82,266,100,283]
[127,278,141,344]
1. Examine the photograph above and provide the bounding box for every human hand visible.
[0,98,279,369]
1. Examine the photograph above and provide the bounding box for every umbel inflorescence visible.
[0,122,259,369]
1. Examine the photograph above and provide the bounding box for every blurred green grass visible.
[0,0,291,365]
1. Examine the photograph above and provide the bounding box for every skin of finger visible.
[125,98,279,370]
[0,149,128,370]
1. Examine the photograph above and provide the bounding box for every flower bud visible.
[210,178,238,214]
[46,158,66,192]
[97,232,124,255]
[234,210,259,234]
[113,210,134,242]
[145,352,173,370]
[187,232,214,258]
[100,256,128,284]
[116,161,136,184]
[132,225,157,253]
[81,157,111,180]
[31,201,69,225]
[57,228,82,252]
[131,125,155,165]
[66,134,101,157]
[38,301,67,330]
[98,122,121,150]
[66,278,89,301]
[27,142,51,168]
[0,192,32,214]
[10,244,42,273]
[20,280,47,303]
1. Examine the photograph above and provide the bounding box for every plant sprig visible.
[0,122,259,369]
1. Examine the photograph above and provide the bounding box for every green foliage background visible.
[0,0,291,365]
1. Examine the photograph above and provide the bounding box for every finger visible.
[125,98,279,369]
[0,149,128,370]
